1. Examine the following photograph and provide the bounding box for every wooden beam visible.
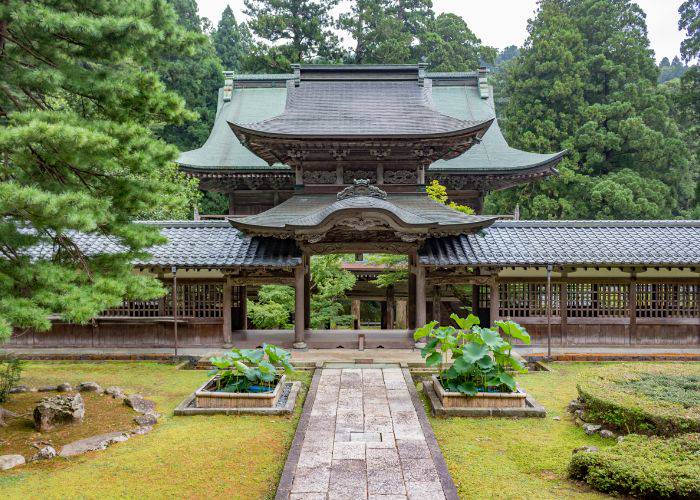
[415,265,427,329]
[386,285,395,329]
[629,272,637,346]
[560,272,568,345]
[239,284,248,333]
[432,285,441,322]
[352,299,361,330]
[303,254,311,330]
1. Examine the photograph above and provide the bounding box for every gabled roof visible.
[176,65,564,175]
[420,220,700,268]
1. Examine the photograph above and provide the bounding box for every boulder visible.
[574,409,585,420]
[583,423,602,435]
[30,446,57,461]
[56,383,73,392]
[134,414,158,427]
[104,386,125,399]
[38,385,58,392]
[599,429,616,439]
[617,435,626,443]
[76,382,102,393]
[9,385,30,394]
[0,407,18,426]
[0,455,25,470]
[33,393,85,432]
[59,431,130,457]
[552,416,561,421]
[131,426,153,435]
[124,395,156,414]
[573,445,599,455]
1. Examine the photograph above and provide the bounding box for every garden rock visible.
[134,414,158,427]
[59,431,130,457]
[574,409,585,420]
[124,394,156,414]
[56,383,73,392]
[38,385,58,392]
[573,445,599,454]
[583,423,602,435]
[9,385,29,394]
[552,416,561,421]
[0,454,25,470]
[33,393,85,432]
[599,429,616,439]
[77,382,102,393]
[0,407,18,426]
[567,399,583,413]
[617,435,626,443]
[131,425,153,435]
[104,386,125,399]
[30,446,57,461]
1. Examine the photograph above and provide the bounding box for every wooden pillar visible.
[396,300,407,329]
[239,285,248,332]
[415,265,427,330]
[408,254,416,329]
[489,277,499,327]
[560,272,568,345]
[629,272,637,345]
[432,285,441,322]
[228,193,236,215]
[222,278,233,345]
[303,255,311,330]
[471,283,480,317]
[294,265,306,349]
[352,299,361,329]
[386,285,395,329]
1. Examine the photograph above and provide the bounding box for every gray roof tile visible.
[420,220,700,267]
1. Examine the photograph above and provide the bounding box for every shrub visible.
[569,433,700,498]
[415,313,530,395]
[0,355,23,403]
[576,364,700,436]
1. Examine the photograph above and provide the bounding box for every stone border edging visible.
[173,382,301,416]
[401,367,459,500]
[423,381,547,418]
[274,366,322,500]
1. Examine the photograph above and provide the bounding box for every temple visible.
[8,64,698,349]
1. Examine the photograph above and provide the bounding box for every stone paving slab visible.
[276,366,457,500]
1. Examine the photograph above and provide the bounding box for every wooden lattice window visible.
[498,282,560,317]
[567,283,628,318]
[478,285,490,310]
[105,282,223,318]
[636,283,699,318]
[164,282,223,318]
[103,298,161,318]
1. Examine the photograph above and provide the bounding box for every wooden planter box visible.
[195,375,286,409]
[432,375,527,408]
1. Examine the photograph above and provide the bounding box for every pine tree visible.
[213,5,253,72]
[0,0,201,340]
[156,0,223,150]
[485,0,696,219]
[244,0,342,71]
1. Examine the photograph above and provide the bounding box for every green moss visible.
[576,363,700,436]
[569,434,700,498]
[0,362,311,499]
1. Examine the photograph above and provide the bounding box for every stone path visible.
[284,367,451,499]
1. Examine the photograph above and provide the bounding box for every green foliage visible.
[209,343,294,393]
[486,0,698,219]
[247,254,356,329]
[0,0,201,342]
[416,314,530,395]
[569,433,700,498]
[199,191,229,215]
[309,254,356,328]
[157,0,223,151]
[658,56,690,83]
[212,5,253,72]
[247,285,295,329]
[366,254,408,288]
[576,364,700,436]
[244,0,342,71]
[0,355,23,403]
[427,180,474,215]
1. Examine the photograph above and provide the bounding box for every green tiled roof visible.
[176,67,564,173]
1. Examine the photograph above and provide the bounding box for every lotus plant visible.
[209,343,294,393]
[414,313,531,395]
